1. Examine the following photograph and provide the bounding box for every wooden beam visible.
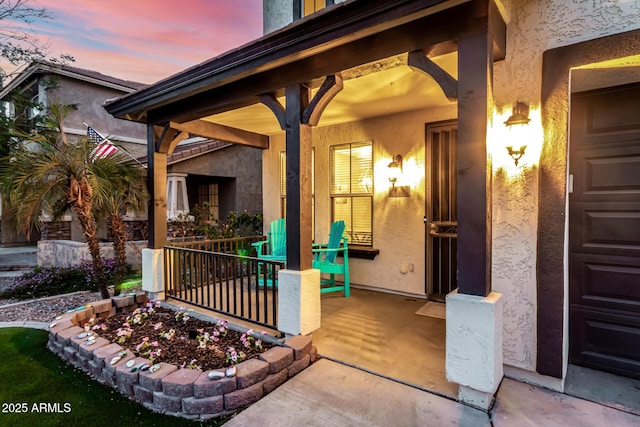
[456,30,493,297]
[285,84,313,271]
[302,73,343,126]
[169,119,269,149]
[154,124,186,154]
[260,94,286,130]
[408,50,457,102]
[147,124,167,249]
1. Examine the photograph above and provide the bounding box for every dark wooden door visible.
[569,83,640,378]
[426,121,458,302]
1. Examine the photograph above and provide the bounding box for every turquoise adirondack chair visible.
[312,220,350,297]
[252,218,286,287]
[251,218,286,262]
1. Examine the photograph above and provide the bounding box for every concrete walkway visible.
[226,359,640,427]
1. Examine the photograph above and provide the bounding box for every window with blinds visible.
[280,150,315,236]
[330,141,373,246]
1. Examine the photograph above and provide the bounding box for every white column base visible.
[142,248,164,301]
[446,289,504,410]
[277,269,321,336]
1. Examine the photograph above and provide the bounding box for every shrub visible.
[168,209,263,240]
[0,258,125,300]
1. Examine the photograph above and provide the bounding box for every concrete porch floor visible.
[312,288,458,398]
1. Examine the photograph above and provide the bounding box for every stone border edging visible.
[46,293,317,421]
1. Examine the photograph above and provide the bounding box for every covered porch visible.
[106,0,505,409]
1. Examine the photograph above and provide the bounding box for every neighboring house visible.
[0,61,263,246]
[0,61,148,244]
[137,138,262,223]
[105,0,640,410]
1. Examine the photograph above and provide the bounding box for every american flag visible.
[87,126,118,160]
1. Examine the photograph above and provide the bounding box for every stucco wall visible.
[263,105,456,296]
[169,145,263,216]
[48,76,147,158]
[492,0,640,372]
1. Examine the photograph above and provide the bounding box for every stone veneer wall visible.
[47,295,317,420]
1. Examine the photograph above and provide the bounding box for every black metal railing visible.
[164,240,282,331]
[168,236,266,253]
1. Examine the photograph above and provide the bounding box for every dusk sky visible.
[5,0,263,84]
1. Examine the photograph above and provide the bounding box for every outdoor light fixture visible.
[388,154,409,197]
[504,101,530,166]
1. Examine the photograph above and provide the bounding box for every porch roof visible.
[105,0,504,127]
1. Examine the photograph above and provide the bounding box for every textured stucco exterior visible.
[168,144,263,217]
[492,0,640,374]
[47,75,147,158]
[263,105,456,297]
[263,0,296,34]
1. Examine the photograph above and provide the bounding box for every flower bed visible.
[47,293,317,420]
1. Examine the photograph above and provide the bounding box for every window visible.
[280,149,315,236]
[197,183,219,223]
[330,141,373,246]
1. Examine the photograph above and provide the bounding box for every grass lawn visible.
[0,327,233,426]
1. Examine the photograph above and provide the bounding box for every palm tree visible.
[93,157,146,288]
[0,104,115,298]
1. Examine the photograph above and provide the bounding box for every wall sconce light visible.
[504,101,530,166]
[388,154,410,197]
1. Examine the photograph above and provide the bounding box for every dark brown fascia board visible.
[104,0,466,122]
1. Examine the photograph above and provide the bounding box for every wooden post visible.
[147,124,167,249]
[456,31,493,297]
[285,84,313,271]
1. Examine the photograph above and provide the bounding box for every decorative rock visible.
[108,350,127,366]
[149,364,161,373]
[208,370,225,380]
[225,366,236,377]
[56,326,84,346]
[126,360,136,368]
[139,363,177,392]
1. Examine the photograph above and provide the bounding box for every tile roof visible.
[136,139,232,165]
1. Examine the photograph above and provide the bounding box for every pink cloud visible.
[13,0,264,83]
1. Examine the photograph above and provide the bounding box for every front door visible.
[569,83,640,378]
[426,120,458,302]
